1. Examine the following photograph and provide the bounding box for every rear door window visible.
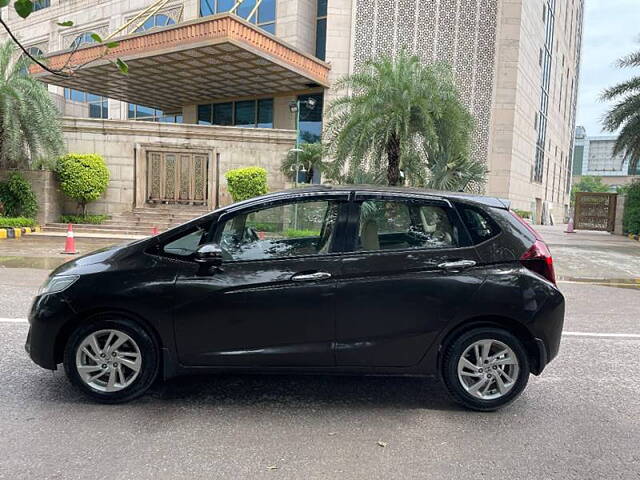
[355,200,459,251]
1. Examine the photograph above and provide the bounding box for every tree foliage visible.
[0,172,38,218]
[571,176,611,203]
[601,45,640,174]
[0,41,64,169]
[225,167,268,202]
[55,153,110,215]
[281,143,324,183]
[324,51,485,191]
[623,180,640,235]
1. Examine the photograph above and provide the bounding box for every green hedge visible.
[284,228,321,238]
[623,181,640,235]
[55,153,110,215]
[0,216,37,228]
[225,167,268,202]
[60,214,109,225]
[513,209,531,219]
[0,173,38,218]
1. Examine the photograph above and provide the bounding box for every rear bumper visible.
[26,293,75,370]
[529,286,565,374]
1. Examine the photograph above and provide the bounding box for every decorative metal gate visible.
[147,151,208,205]
[574,192,617,232]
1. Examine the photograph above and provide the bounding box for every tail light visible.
[510,211,556,285]
[520,240,556,285]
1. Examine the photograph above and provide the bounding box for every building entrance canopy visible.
[32,14,330,112]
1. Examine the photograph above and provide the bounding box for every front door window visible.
[219,200,340,261]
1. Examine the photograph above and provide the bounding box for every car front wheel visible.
[442,327,530,411]
[64,317,159,403]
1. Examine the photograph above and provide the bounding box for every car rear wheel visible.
[64,317,159,403]
[442,327,530,411]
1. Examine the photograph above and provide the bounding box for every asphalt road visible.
[0,275,639,479]
[0,227,639,479]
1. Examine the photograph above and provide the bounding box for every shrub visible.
[60,214,109,225]
[623,181,640,235]
[0,173,38,218]
[513,209,531,219]
[55,154,110,216]
[225,167,268,202]
[284,228,321,238]
[0,216,37,228]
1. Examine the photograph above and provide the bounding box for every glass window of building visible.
[199,0,275,33]
[64,88,108,119]
[134,14,176,33]
[198,99,273,128]
[298,93,323,144]
[128,104,183,123]
[70,32,96,49]
[20,46,44,75]
[33,0,50,11]
[315,0,327,60]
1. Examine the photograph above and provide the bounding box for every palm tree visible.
[324,51,482,190]
[281,142,324,184]
[0,41,64,169]
[601,45,640,173]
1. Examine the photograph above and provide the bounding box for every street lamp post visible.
[289,97,317,186]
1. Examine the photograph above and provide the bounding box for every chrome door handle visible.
[437,260,477,271]
[291,272,332,282]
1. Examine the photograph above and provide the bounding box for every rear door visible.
[334,194,485,367]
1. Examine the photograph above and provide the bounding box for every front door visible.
[335,196,484,367]
[147,151,208,205]
[173,195,348,367]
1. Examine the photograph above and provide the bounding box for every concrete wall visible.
[0,170,63,225]
[61,118,297,215]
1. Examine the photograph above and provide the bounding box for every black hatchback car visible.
[26,186,564,410]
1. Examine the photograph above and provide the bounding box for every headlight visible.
[38,275,80,296]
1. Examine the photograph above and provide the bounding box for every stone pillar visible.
[614,194,626,235]
[273,96,296,130]
[276,0,316,55]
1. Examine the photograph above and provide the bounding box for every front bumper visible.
[26,293,76,370]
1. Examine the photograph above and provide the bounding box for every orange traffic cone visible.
[565,217,575,233]
[151,226,159,235]
[62,224,78,254]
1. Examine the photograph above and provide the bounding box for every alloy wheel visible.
[457,339,520,400]
[75,329,142,393]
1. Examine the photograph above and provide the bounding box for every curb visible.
[629,233,640,242]
[0,226,41,240]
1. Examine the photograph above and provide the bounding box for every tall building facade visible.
[2,0,584,222]
[573,126,640,191]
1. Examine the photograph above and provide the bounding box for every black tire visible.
[441,327,530,411]
[64,317,159,404]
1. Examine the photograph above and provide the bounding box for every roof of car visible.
[231,184,510,210]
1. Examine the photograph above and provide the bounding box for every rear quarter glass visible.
[454,202,536,264]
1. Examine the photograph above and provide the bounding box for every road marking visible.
[0,318,28,323]
[563,331,640,339]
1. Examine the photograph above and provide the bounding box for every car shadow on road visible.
[143,373,460,411]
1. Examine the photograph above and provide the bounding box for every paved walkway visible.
[535,224,640,282]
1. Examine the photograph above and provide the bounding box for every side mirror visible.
[194,243,223,267]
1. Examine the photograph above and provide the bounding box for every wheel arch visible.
[54,308,164,366]
[436,315,543,375]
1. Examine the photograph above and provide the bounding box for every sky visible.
[576,0,640,136]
